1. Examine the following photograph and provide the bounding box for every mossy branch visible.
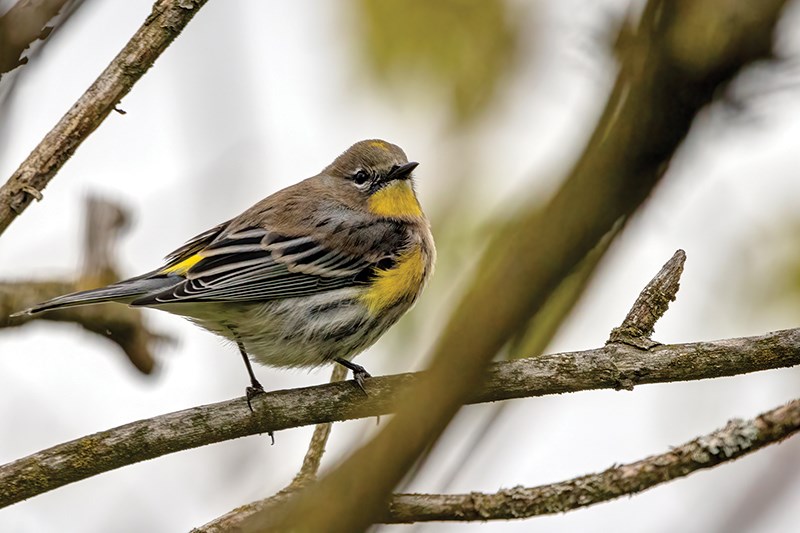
[383,399,800,522]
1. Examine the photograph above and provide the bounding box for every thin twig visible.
[608,249,686,348]
[1,327,799,509]
[196,398,800,528]
[291,364,347,486]
[382,398,800,523]
[0,0,210,236]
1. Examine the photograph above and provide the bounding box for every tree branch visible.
[0,196,170,373]
[0,285,167,374]
[290,365,347,487]
[193,397,800,529]
[0,0,210,236]
[382,398,800,523]
[1,327,798,510]
[192,365,348,533]
[608,249,685,349]
[192,246,786,530]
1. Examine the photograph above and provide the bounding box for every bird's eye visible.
[352,170,370,186]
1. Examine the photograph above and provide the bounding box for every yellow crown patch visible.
[369,140,389,151]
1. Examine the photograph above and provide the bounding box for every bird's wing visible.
[132,226,392,305]
[161,219,232,272]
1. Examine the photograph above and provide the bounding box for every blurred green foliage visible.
[730,219,800,324]
[355,0,519,123]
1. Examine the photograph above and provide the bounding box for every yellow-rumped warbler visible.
[15,140,435,404]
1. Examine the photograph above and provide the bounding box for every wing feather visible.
[133,227,383,305]
[163,220,231,268]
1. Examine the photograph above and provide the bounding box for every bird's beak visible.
[388,161,419,181]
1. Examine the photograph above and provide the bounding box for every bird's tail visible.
[10,276,176,317]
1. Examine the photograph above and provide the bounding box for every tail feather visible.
[11,276,178,317]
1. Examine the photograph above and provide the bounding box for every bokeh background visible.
[2,0,800,531]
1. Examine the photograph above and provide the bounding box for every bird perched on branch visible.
[15,140,435,407]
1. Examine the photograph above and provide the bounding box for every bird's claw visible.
[245,384,266,411]
[351,364,372,396]
[245,384,274,444]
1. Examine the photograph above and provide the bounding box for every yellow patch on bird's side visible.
[361,247,426,314]
[368,180,422,218]
[161,253,203,275]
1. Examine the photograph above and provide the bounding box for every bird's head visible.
[322,139,423,220]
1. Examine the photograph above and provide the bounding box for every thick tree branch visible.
[1,327,798,510]
[382,398,800,523]
[0,0,210,236]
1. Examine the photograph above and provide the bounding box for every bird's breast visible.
[360,242,431,315]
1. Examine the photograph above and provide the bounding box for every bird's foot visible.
[335,358,371,396]
[245,382,274,445]
[245,382,266,411]
[352,365,372,395]
[351,366,379,424]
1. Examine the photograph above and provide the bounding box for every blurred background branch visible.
[406,219,627,496]
[0,195,170,373]
[0,0,93,165]
[0,0,71,80]
[0,0,209,237]
[263,1,791,531]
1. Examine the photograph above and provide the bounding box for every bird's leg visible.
[235,340,266,410]
[334,357,371,396]
[230,336,273,444]
[226,328,265,405]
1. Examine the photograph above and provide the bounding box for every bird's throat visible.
[368,181,422,218]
